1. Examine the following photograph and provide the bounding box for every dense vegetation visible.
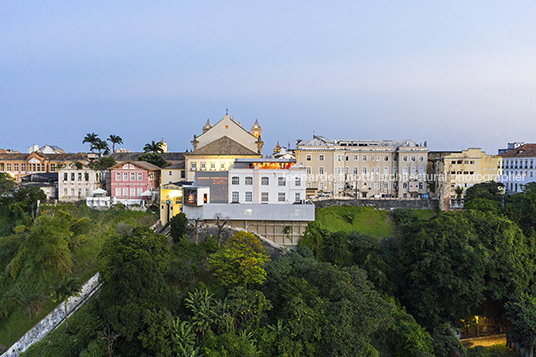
[4,177,536,356]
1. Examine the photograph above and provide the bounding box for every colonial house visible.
[500,143,536,193]
[0,148,90,183]
[58,163,107,202]
[110,161,161,205]
[295,136,429,199]
[161,162,186,185]
[185,113,263,181]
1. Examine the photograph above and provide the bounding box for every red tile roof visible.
[501,144,536,157]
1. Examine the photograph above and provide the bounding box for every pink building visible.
[110,161,161,204]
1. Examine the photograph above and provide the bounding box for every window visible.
[200,163,206,171]
[393,155,397,161]
[403,155,408,162]
[319,154,325,161]
[78,173,82,181]
[261,177,269,185]
[138,173,143,181]
[384,155,389,161]
[346,155,349,161]
[50,164,55,172]
[371,167,375,175]
[278,177,286,186]
[295,192,301,202]
[232,176,239,185]
[319,167,324,175]
[419,182,425,190]
[306,167,312,175]
[71,173,75,181]
[221,163,225,170]
[116,172,121,181]
[354,155,359,161]
[362,167,367,174]
[295,177,301,186]
[169,171,172,176]
[71,188,75,196]
[21,164,26,171]
[319,182,324,190]
[137,188,142,197]
[306,154,312,161]
[245,192,253,202]
[210,162,215,170]
[337,155,341,161]
[123,188,128,197]
[363,155,367,161]
[419,167,424,175]
[411,155,416,162]
[181,171,185,178]
[384,167,389,175]
[130,188,135,197]
[115,188,121,196]
[345,167,349,174]
[371,155,375,161]
[232,192,239,203]
[384,181,389,189]
[278,192,286,202]
[403,167,408,174]
[123,172,128,181]
[353,167,358,175]
[261,192,269,202]
[403,182,408,189]
[377,155,380,161]
[411,167,416,175]
[35,164,39,172]
[245,176,253,185]
[191,162,196,170]
[419,156,424,162]
[63,173,68,181]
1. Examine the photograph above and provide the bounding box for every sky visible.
[1,0,535,155]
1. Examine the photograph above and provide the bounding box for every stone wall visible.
[313,198,439,211]
[2,273,101,357]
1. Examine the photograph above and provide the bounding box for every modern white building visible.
[500,143,536,193]
[58,163,107,202]
[228,159,306,205]
[183,158,314,247]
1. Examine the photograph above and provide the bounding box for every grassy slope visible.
[0,204,157,349]
[313,205,396,238]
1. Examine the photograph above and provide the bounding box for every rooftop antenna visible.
[226,107,228,115]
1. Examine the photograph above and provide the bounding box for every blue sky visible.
[1,1,535,154]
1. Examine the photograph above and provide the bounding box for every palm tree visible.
[82,133,99,153]
[143,140,164,153]
[94,138,109,156]
[107,135,123,153]
[51,276,82,333]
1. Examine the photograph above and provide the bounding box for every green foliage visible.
[170,212,189,243]
[138,152,168,168]
[50,276,82,332]
[464,198,501,213]
[92,156,116,170]
[377,302,434,357]
[465,181,504,203]
[505,293,536,350]
[0,173,16,196]
[202,329,260,357]
[209,231,270,287]
[143,140,164,153]
[432,325,465,357]
[98,226,176,343]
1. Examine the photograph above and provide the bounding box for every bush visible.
[170,213,188,243]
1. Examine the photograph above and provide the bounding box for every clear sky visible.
[1,1,535,155]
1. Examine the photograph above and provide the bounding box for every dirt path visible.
[461,334,506,348]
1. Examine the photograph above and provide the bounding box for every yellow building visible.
[428,148,501,209]
[159,182,188,224]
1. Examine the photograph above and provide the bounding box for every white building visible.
[228,159,306,205]
[58,163,107,202]
[500,143,536,193]
[183,158,314,247]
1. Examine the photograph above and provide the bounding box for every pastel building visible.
[110,161,160,205]
[58,163,107,202]
[500,143,536,193]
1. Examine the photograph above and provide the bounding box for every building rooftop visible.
[296,135,422,148]
[187,136,260,156]
[501,144,536,158]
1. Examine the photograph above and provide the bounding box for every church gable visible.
[193,113,262,154]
